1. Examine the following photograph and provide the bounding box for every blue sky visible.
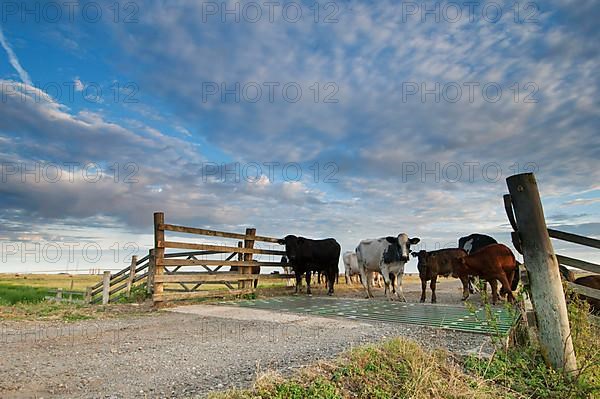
[0,0,598,273]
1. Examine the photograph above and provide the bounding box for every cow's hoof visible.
[431,300,436,304]
[327,292,333,296]
[461,296,468,301]
[420,299,425,303]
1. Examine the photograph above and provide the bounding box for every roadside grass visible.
[210,287,599,399]
[0,300,155,321]
[209,338,508,399]
[463,295,599,399]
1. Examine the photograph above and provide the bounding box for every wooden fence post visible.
[102,271,111,305]
[242,228,256,290]
[69,279,74,302]
[147,249,155,295]
[153,212,165,303]
[85,286,92,303]
[126,255,138,296]
[506,173,577,374]
[56,288,63,301]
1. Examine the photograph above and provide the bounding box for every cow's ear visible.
[410,252,418,258]
[277,238,286,245]
[409,237,420,245]
[385,236,396,243]
[298,237,305,244]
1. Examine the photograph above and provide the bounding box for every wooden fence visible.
[87,253,150,304]
[505,173,600,373]
[504,194,600,302]
[84,213,294,304]
[152,212,292,303]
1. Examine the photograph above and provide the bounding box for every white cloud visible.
[0,26,32,86]
[74,77,84,92]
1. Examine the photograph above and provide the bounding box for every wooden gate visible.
[151,212,290,303]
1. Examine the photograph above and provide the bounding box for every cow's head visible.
[386,233,420,262]
[277,235,303,263]
[411,250,429,277]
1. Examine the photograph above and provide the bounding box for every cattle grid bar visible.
[152,212,291,304]
[218,296,519,335]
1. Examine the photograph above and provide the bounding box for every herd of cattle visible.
[277,233,599,311]
[278,233,518,305]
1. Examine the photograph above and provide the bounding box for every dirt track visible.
[1,279,497,399]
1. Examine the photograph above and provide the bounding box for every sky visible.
[0,0,598,274]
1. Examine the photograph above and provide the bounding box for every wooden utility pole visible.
[506,173,577,374]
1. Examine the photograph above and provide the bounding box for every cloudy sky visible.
[0,0,598,274]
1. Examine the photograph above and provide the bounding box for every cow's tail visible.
[511,260,521,291]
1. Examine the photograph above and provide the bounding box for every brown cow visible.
[559,265,600,314]
[411,249,467,303]
[454,244,517,304]
[572,275,600,314]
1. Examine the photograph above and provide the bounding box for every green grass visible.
[464,297,600,399]
[0,273,101,291]
[211,289,600,399]
[0,283,49,305]
[210,338,506,399]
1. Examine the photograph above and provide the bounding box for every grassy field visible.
[0,273,102,291]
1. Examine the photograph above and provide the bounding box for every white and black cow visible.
[277,235,341,296]
[356,234,420,300]
[343,251,360,284]
[344,251,383,286]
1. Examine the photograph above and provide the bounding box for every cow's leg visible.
[306,271,313,295]
[379,265,395,300]
[499,270,514,297]
[420,277,427,303]
[386,273,398,298]
[459,275,470,301]
[327,268,336,296]
[497,273,514,303]
[359,267,373,298]
[468,276,475,294]
[295,271,302,294]
[490,279,498,305]
[396,272,406,302]
[430,275,438,304]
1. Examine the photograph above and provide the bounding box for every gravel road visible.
[1,280,495,399]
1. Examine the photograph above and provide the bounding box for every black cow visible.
[277,235,341,296]
[458,233,497,254]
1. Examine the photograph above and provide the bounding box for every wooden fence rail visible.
[152,212,289,304]
[85,214,310,304]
